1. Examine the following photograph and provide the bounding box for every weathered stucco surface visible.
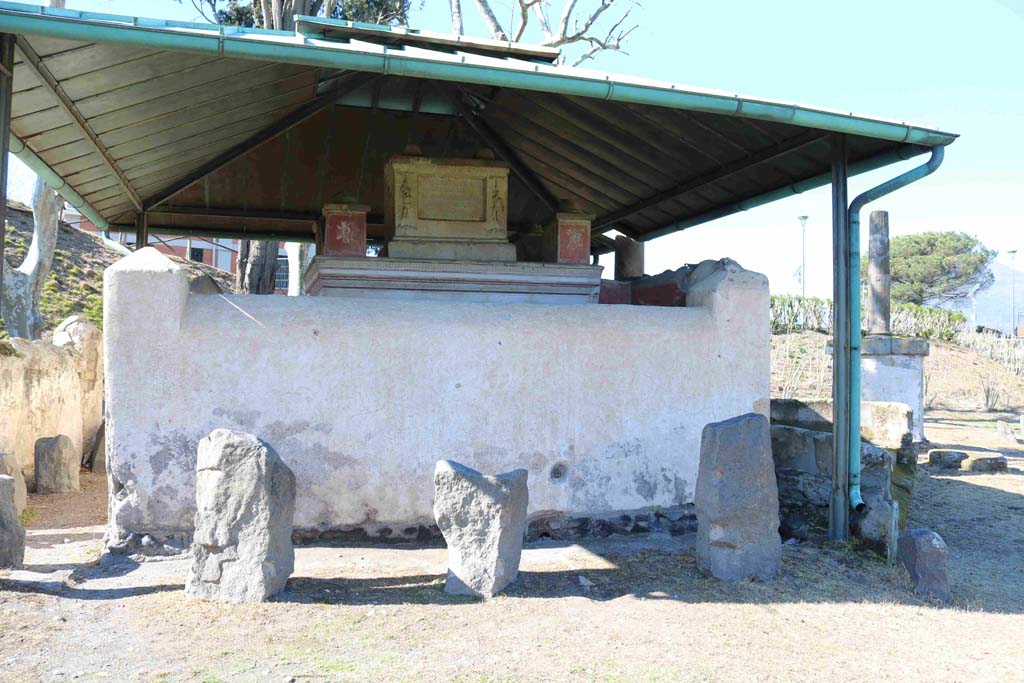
[861,354,926,442]
[105,249,768,543]
[0,316,104,476]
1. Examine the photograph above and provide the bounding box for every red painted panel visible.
[557,220,590,264]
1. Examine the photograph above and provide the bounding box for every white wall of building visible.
[104,249,769,542]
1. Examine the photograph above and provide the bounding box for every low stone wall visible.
[769,398,917,553]
[104,249,769,550]
[0,316,104,478]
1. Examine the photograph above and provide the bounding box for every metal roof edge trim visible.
[0,2,958,150]
[8,132,110,231]
[638,145,932,243]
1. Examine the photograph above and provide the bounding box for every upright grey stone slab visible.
[433,460,529,598]
[0,453,27,515]
[34,435,79,494]
[696,413,781,581]
[898,528,951,603]
[186,429,296,603]
[0,475,26,568]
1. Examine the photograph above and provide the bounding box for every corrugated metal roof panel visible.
[0,0,957,245]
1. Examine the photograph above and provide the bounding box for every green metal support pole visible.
[846,146,945,510]
[829,133,851,541]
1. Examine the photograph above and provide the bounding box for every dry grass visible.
[771,330,1024,412]
[770,332,832,401]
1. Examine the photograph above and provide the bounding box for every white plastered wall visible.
[104,249,769,540]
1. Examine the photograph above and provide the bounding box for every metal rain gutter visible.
[8,132,110,232]
[845,145,945,511]
[0,2,958,149]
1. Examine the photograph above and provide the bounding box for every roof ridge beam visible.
[15,36,143,212]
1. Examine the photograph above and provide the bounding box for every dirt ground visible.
[3,409,1023,683]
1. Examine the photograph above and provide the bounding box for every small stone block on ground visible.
[34,435,80,494]
[0,453,27,515]
[433,460,529,598]
[696,413,781,581]
[927,449,968,470]
[186,429,296,603]
[961,454,1009,473]
[0,475,26,568]
[898,528,952,603]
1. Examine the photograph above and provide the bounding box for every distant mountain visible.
[942,261,1022,335]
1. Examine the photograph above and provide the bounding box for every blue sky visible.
[8,0,1023,299]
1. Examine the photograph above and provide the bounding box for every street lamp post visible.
[1010,249,1018,337]
[798,215,808,297]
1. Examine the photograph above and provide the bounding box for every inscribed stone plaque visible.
[385,156,514,261]
[418,177,486,222]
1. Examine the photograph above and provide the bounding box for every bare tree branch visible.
[551,0,615,47]
[569,7,636,66]
[556,0,580,41]
[514,0,543,42]
[531,1,553,40]
[468,0,637,65]
[474,0,509,40]
[450,0,464,35]
[190,0,218,22]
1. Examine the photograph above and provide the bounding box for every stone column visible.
[867,210,890,335]
[614,235,644,280]
[547,212,592,265]
[322,204,369,257]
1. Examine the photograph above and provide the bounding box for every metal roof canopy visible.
[0,1,957,253]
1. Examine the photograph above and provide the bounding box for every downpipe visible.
[846,146,945,511]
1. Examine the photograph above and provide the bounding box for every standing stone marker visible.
[433,460,529,598]
[0,475,26,568]
[0,453,27,515]
[897,528,952,603]
[186,430,296,603]
[696,413,781,581]
[34,435,79,494]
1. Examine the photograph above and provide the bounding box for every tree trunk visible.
[236,239,280,294]
[1,176,62,339]
[284,241,311,296]
[473,0,509,40]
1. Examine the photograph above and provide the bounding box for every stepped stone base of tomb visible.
[305,256,602,304]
